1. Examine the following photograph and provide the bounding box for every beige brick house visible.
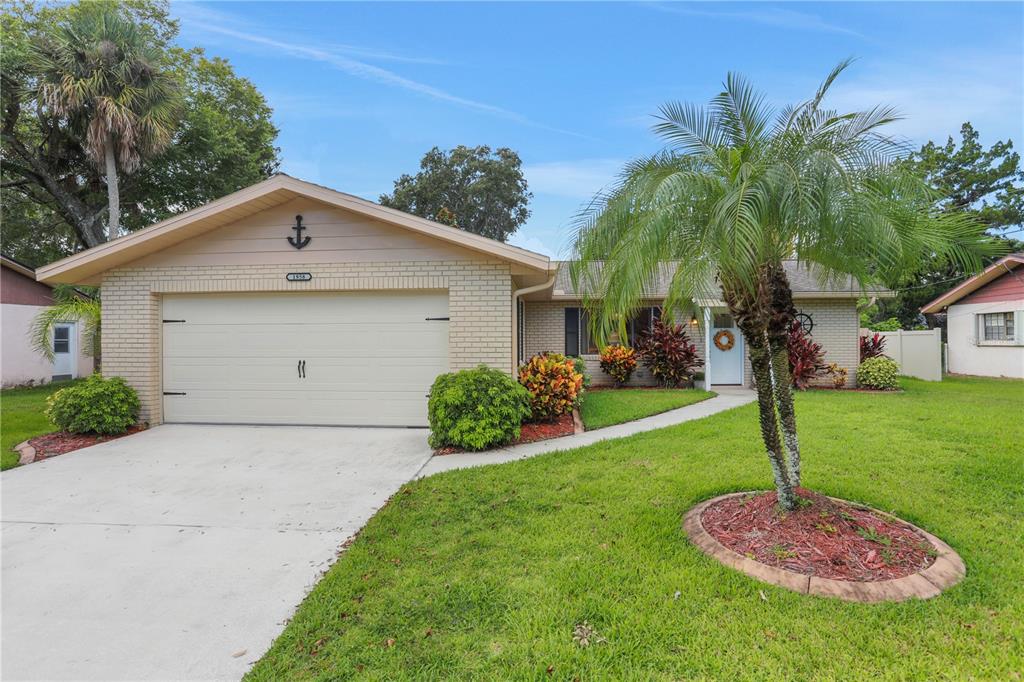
[37,175,883,427]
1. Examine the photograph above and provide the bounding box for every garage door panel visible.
[162,292,449,426]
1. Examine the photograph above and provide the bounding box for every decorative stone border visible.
[13,440,36,465]
[571,408,585,435]
[683,492,966,603]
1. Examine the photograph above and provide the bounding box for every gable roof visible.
[35,174,552,285]
[551,260,893,300]
[1,253,38,280]
[920,253,1024,313]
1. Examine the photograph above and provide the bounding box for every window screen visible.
[982,312,1014,341]
[53,327,70,354]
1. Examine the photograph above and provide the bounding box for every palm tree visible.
[30,285,101,365]
[31,4,180,241]
[571,62,997,510]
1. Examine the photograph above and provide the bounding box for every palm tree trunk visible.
[104,134,120,242]
[749,340,797,510]
[770,341,800,488]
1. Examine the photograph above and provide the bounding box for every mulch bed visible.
[25,426,146,461]
[587,385,695,392]
[434,413,575,456]
[701,488,937,581]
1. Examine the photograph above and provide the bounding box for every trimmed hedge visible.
[427,365,532,450]
[857,357,900,390]
[46,374,140,434]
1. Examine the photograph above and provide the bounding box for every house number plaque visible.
[286,272,312,282]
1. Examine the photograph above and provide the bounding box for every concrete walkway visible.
[419,387,755,477]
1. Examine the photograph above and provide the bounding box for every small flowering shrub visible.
[857,357,900,390]
[636,320,704,387]
[568,355,592,389]
[827,363,848,389]
[428,365,531,450]
[518,353,584,421]
[599,345,638,387]
[787,322,829,389]
[860,333,888,362]
[46,374,140,434]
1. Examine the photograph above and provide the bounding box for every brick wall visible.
[101,260,512,424]
[792,299,860,387]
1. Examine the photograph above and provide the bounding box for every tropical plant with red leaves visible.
[636,319,704,387]
[860,333,888,362]
[518,353,584,421]
[788,322,829,389]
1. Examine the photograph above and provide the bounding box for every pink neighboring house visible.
[1,254,94,387]
[922,253,1024,379]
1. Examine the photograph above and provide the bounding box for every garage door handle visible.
[301,360,306,378]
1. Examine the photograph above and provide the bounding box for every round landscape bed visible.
[683,490,965,602]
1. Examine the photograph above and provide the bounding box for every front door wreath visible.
[713,329,735,351]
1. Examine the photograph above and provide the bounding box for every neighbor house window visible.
[53,327,70,354]
[982,312,1014,341]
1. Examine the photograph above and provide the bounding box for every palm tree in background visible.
[31,4,180,241]
[30,285,101,367]
[571,61,998,510]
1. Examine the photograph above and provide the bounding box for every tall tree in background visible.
[1,0,280,265]
[380,145,531,242]
[30,3,181,241]
[571,64,995,510]
[867,122,1023,328]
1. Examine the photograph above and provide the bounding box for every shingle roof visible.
[551,260,891,299]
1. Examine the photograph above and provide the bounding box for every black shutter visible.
[565,307,580,356]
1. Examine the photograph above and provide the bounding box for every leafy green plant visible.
[856,526,893,546]
[599,345,637,386]
[770,544,797,560]
[635,319,703,387]
[858,357,900,390]
[427,365,531,451]
[46,374,139,434]
[518,353,584,421]
[568,355,592,388]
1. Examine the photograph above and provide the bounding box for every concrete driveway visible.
[1,424,432,681]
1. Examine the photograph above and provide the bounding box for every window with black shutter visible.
[565,307,580,356]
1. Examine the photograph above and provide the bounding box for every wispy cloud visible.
[174,4,590,139]
[523,159,624,199]
[646,2,865,39]
[826,51,1024,143]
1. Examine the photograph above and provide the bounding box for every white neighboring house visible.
[921,253,1024,379]
[1,254,94,387]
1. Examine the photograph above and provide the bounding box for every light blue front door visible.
[709,311,743,385]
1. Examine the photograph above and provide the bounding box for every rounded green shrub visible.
[46,374,140,434]
[428,365,532,451]
[857,357,900,390]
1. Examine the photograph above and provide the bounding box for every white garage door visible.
[161,291,449,426]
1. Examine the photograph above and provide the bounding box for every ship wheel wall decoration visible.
[795,312,814,334]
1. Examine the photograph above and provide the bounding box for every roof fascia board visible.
[920,256,1024,313]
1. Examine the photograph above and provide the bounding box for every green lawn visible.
[250,375,1024,679]
[579,387,714,430]
[1,381,72,470]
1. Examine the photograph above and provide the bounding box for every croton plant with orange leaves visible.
[518,353,584,422]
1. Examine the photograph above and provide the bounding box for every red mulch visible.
[701,488,937,581]
[26,426,145,460]
[434,413,575,456]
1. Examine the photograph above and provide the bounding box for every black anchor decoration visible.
[287,214,311,249]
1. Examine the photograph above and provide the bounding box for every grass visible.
[579,388,714,430]
[0,381,72,470]
[248,375,1024,679]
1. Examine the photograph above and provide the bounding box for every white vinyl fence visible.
[862,328,943,381]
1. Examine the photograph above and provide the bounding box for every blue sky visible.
[172,2,1024,256]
